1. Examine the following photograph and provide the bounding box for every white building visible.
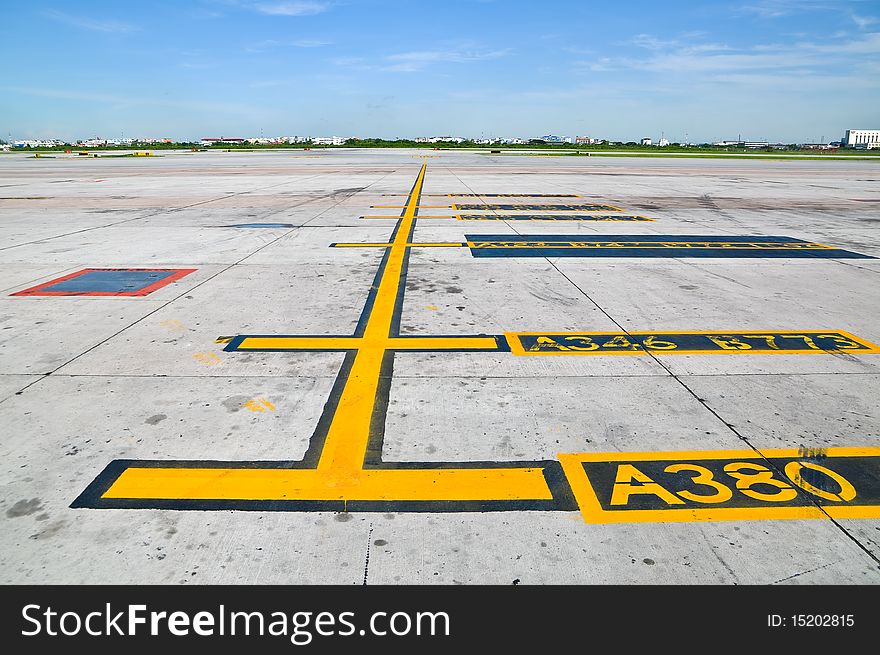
[246,137,283,145]
[415,136,465,144]
[312,136,348,146]
[640,137,652,146]
[540,134,573,144]
[844,129,880,149]
[658,137,670,147]
[13,139,66,148]
[714,140,769,148]
[200,137,245,146]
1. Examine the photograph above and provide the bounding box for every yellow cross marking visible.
[95,162,557,508]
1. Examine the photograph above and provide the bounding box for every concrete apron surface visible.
[1,149,879,584]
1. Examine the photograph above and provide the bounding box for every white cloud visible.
[42,9,137,33]
[330,56,365,66]
[578,31,880,76]
[292,38,332,47]
[0,86,259,115]
[253,2,329,16]
[384,48,510,72]
[245,38,331,52]
[852,14,879,30]
[631,34,680,50]
[738,1,846,19]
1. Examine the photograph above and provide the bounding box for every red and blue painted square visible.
[11,268,196,297]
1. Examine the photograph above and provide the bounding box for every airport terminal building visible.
[844,129,880,148]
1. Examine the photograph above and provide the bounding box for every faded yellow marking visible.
[243,397,275,412]
[160,319,186,332]
[192,352,222,366]
[425,305,439,311]
[559,447,880,524]
[214,336,234,344]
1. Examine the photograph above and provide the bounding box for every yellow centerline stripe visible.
[317,162,427,473]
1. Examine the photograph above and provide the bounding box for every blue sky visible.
[2,0,878,142]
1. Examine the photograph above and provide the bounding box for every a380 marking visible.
[559,448,880,523]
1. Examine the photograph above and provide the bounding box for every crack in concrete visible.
[771,562,835,584]
[362,522,374,586]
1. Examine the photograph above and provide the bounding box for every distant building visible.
[640,137,652,146]
[13,139,66,148]
[200,137,245,146]
[312,136,348,146]
[415,136,465,144]
[844,129,880,149]
[658,137,670,147]
[540,134,571,144]
[713,140,769,148]
[575,136,603,145]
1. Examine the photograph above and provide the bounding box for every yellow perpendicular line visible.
[456,216,656,221]
[451,204,625,212]
[235,336,499,350]
[333,242,465,248]
[466,242,835,249]
[101,466,552,502]
[558,447,880,524]
[371,205,452,209]
[332,241,839,250]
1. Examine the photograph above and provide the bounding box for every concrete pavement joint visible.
[0,170,333,253]
[1,170,395,404]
